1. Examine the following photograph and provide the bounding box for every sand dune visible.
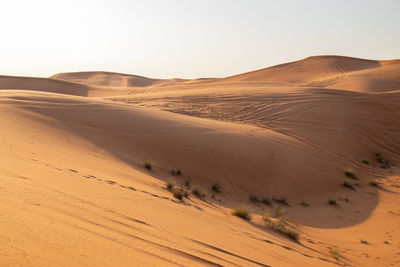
[0,75,90,96]
[51,71,164,88]
[223,55,400,92]
[1,55,400,266]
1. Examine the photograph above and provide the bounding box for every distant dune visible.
[51,71,163,87]
[223,55,400,92]
[1,55,400,266]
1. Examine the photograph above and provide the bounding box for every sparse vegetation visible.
[300,201,310,207]
[330,246,341,260]
[375,152,392,168]
[361,159,369,165]
[360,239,370,245]
[344,198,350,202]
[342,181,355,190]
[171,169,182,176]
[192,188,206,198]
[145,162,152,170]
[344,169,356,179]
[211,182,221,193]
[232,209,251,220]
[173,190,183,200]
[273,197,289,206]
[263,212,299,241]
[184,179,191,188]
[249,195,259,202]
[328,199,337,205]
[261,197,271,205]
[369,180,379,187]
[166,181,174,191]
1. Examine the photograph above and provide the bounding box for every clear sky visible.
[1,0,399,78]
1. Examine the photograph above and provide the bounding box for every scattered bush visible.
[192,188,206,198]
[361,160,369,165]
[300,201,310,207]
[344,198,350,202]
[263,212,299,241]
[360,239,370,245]
[249,195,259,202]
[173,190,183,200]
[145,162,152,170]
[261,197,271,205]
[330,247,341,260]
[342,181,355,190]
[232,209,251,220]
[328,199,337,205]
[166,181,174,191]
[344,169,356,179]
[369,180,379,187]
[273,197,289,206]
[183,191,189,198]
[184,179,191,188]
[211,182,221,193]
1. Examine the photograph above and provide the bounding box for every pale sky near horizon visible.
[1,0,399,78]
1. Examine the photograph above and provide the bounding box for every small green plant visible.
[330,246,341,260]
[261,197,271,205]
[375,153,384,163]
[192,188,205,198]
[263,212,299,241]
[273,197,289,206]
[369,180,379,187]
[361,160,369,165]
[328,199,337,205]
[145,162,152,170]
[300,201,310,207]
[232,209,251,220]
[173,190,183,200]
[184,179,191,188]
[342,181,355,190]
[211,182,221,193]
[166,181,174,191]
[344,169,356,179]
[249,195,259,202]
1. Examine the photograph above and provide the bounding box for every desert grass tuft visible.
[344,169,356,179]
[369,180,379,187]
[145,162,152,170]
[249,195,259,202]
[300,201,310,207]
[232,209,251,220]
[328,199,337,205]
[361,159,369,165]
[211,182,221,193]
[184,179,191,188]
[166,181,174,191]
[263,212,299,241]
[273,196,289,206]
[192,188,206,198]
[261,197,271,205]
[330,247,341,260]
[173,190,183,200]
[342,181,355,190]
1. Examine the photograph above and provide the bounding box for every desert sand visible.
[1,55,400,266]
